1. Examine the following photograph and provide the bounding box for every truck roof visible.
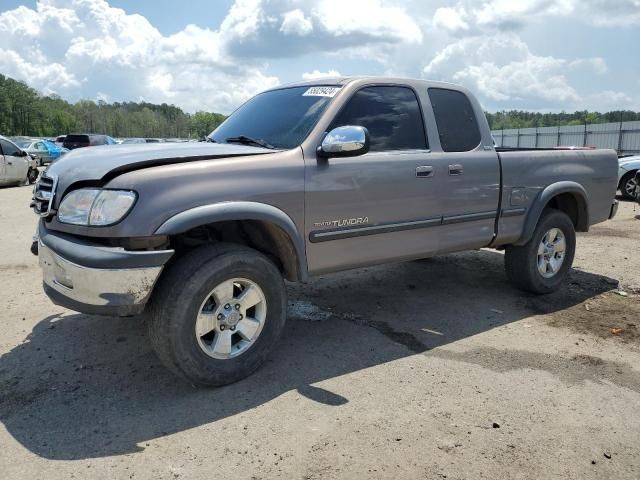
[269,76,465,92]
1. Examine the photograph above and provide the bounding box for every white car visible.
[618,155,640,200]
[0,136,39,186]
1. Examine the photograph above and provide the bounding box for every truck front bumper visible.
[37,222,173,316]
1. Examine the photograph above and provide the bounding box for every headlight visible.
[57,189,137,226]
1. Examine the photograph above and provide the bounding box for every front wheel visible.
[147,244,287,387]
[504,209,576,294]
[26,167,39,184]
[620,171,638,200]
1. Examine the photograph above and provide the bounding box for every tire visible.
[26,168,39,184]
[504,209,576,294]
[619,171,638,200]
[147,243,287,387]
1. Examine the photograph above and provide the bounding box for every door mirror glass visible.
[318,125,370,158]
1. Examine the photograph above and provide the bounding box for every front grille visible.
[31,175,57,217]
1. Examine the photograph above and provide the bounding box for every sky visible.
[0,0,639,114]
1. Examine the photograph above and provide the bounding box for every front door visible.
[0,153,7,185]
[304,85,446,274]
[0,139,25,183]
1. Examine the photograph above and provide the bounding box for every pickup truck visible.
[31,77,619,386]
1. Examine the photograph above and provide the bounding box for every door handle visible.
[416,165,434,178]
[7,161,12,165]
[448,164,464,175]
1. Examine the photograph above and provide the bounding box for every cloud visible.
[313,0,422,43]
[220,0,422,58]
[302,69,341,80]
[0,0,278,114]
[433,6,470,33]
[280,9,313,36]
[432,0,640,33]
[424,33,582,104]
[568,58,608,75]
[582,0,640,26]
[0,0,636,114]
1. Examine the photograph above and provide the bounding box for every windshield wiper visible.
[225,135,276,149]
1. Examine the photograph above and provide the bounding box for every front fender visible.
[155,201,307,281]
[514,181,589,246]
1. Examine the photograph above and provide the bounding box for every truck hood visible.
[45,142,277,195]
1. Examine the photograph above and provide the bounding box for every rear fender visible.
[514,181,588,246]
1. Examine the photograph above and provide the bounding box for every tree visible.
[0,73,227,139]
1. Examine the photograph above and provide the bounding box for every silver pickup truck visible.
[32,77,619,386]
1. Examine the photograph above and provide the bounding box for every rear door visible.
[304,85,448,274]
[34,141,50,164]
[426,87,500,250]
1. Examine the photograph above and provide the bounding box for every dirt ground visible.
[1,184,639,480]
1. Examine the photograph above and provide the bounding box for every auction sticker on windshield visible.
[303,87,341,97]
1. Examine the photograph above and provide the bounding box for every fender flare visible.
[155,201,308,281]
[514,181,589,246]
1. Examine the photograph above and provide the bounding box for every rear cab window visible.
[428,88,481,152]
[64,135,90,148]
[330,85,427,152]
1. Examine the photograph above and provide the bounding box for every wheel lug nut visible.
[220,325,225,331]
[230,326,236,331]
[235,304,240,310]
[239,314,244,320]
[225,304,231,310]
[217,314,223,320]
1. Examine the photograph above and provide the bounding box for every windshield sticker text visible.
[303,87,341,97]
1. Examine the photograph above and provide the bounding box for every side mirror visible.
[20,150,28,157]
[317,125,370,158]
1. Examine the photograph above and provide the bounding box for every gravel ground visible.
[1,184,639,480]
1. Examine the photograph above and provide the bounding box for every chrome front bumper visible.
[37,222,173,316]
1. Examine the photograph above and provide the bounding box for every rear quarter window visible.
[428,88,481,152]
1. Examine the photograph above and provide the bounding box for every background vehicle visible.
[32,77,619,386]
[14,139,65,166]
[54,135,66,147]
[121,138,146,144]
[618,155,640,200]
[0,136,38,186]
[62,134,117,150]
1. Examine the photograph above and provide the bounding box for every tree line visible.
[0,74,226,139]
[1,73,639,137]
[486,110,640,130]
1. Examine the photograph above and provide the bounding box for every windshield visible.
[209,86,339,149]
[15,140,32,148]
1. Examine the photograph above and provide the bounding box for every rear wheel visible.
[505,209,576,294]
[620,171,638,200]
[147,243,287,386]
